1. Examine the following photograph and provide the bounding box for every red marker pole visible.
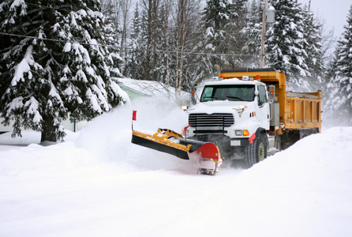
[132,110,137,121]
[184,124,191,138]
[132,110,137,130]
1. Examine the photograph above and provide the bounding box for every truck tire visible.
[257,134,267,162]
[244,133,267,168]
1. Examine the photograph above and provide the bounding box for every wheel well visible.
[255,128,268,146]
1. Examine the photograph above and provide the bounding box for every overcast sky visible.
[297,0,351,38]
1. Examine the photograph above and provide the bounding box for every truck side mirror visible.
[268,85,275,104]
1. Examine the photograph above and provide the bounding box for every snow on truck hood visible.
[190,100,254,114]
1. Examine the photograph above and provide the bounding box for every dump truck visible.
[131,68,322,173]
[184,68,322,167]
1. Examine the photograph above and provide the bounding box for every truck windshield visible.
[200,85,255,102]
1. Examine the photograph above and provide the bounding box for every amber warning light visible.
[243,130,250,136]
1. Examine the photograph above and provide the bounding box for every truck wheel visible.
[244,133,267,168]
[257,135,267,162]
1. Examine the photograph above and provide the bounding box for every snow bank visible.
[0,130,41,146]
[74,97,189,170]
[0,99,351,237]
[209,127,352,237]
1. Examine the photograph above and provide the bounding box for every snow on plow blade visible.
[131,128,222,174]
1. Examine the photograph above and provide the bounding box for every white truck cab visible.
[185,77,272,167]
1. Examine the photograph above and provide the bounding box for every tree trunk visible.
[151,0,159,81]
[145,0,153,80]
[178,0,187,98]
[175,0,188,101]
[175,9,180,98]
[120,0,132,62]
[41,116,57,143]
[165,4,170,96]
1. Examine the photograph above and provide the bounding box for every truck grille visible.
[189,113,234,128]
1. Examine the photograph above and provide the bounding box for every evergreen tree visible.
[324,44,342,125]
[241,0,262,68]
[326,5,352,125]
[301,2,324,91]
[102,0,123,78]
[157,3,169,86]
[265,0,309,86]
[227,0,247,67]
[123,2,144,79]
[202,0,235,68]
[0,0,125,142]
[126,0,158,81]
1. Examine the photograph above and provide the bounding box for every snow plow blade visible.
[131,128,222,174]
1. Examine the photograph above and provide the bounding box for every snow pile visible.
[0,99,352,237]
[0,130,41,146]
[215,127,352,237]
[74,97,190,171]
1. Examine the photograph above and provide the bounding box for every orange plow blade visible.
[131,128,222,174]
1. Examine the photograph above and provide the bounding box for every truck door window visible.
[201,87,214,101]
[258,85,267,106]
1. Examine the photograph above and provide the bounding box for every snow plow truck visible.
[132,68,322,173]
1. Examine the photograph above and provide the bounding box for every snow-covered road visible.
[1,99,352,237]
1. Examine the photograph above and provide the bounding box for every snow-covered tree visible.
[124,0,159,81]
[265,0,309,87]
[202,0,235,68]
[324,44,342,124]
[227,0,248,67]
[325,5,352,125]
[101,0,123,78]
[241,0,262,68]
[123,2,142,79]
[301,2,324,91]
[157,2,171,87]
[0,0,126,142]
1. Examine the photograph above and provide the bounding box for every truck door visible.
[256,85,270,129]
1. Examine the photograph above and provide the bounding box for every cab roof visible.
[204,78,265,86]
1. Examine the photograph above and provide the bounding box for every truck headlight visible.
[235,130,250,136]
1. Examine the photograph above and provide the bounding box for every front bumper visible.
[189,134,249,147]
[187,134,250,160]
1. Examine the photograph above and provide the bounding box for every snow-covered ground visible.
[1,97,352,237]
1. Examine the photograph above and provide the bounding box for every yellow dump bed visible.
[219,69,322,133]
